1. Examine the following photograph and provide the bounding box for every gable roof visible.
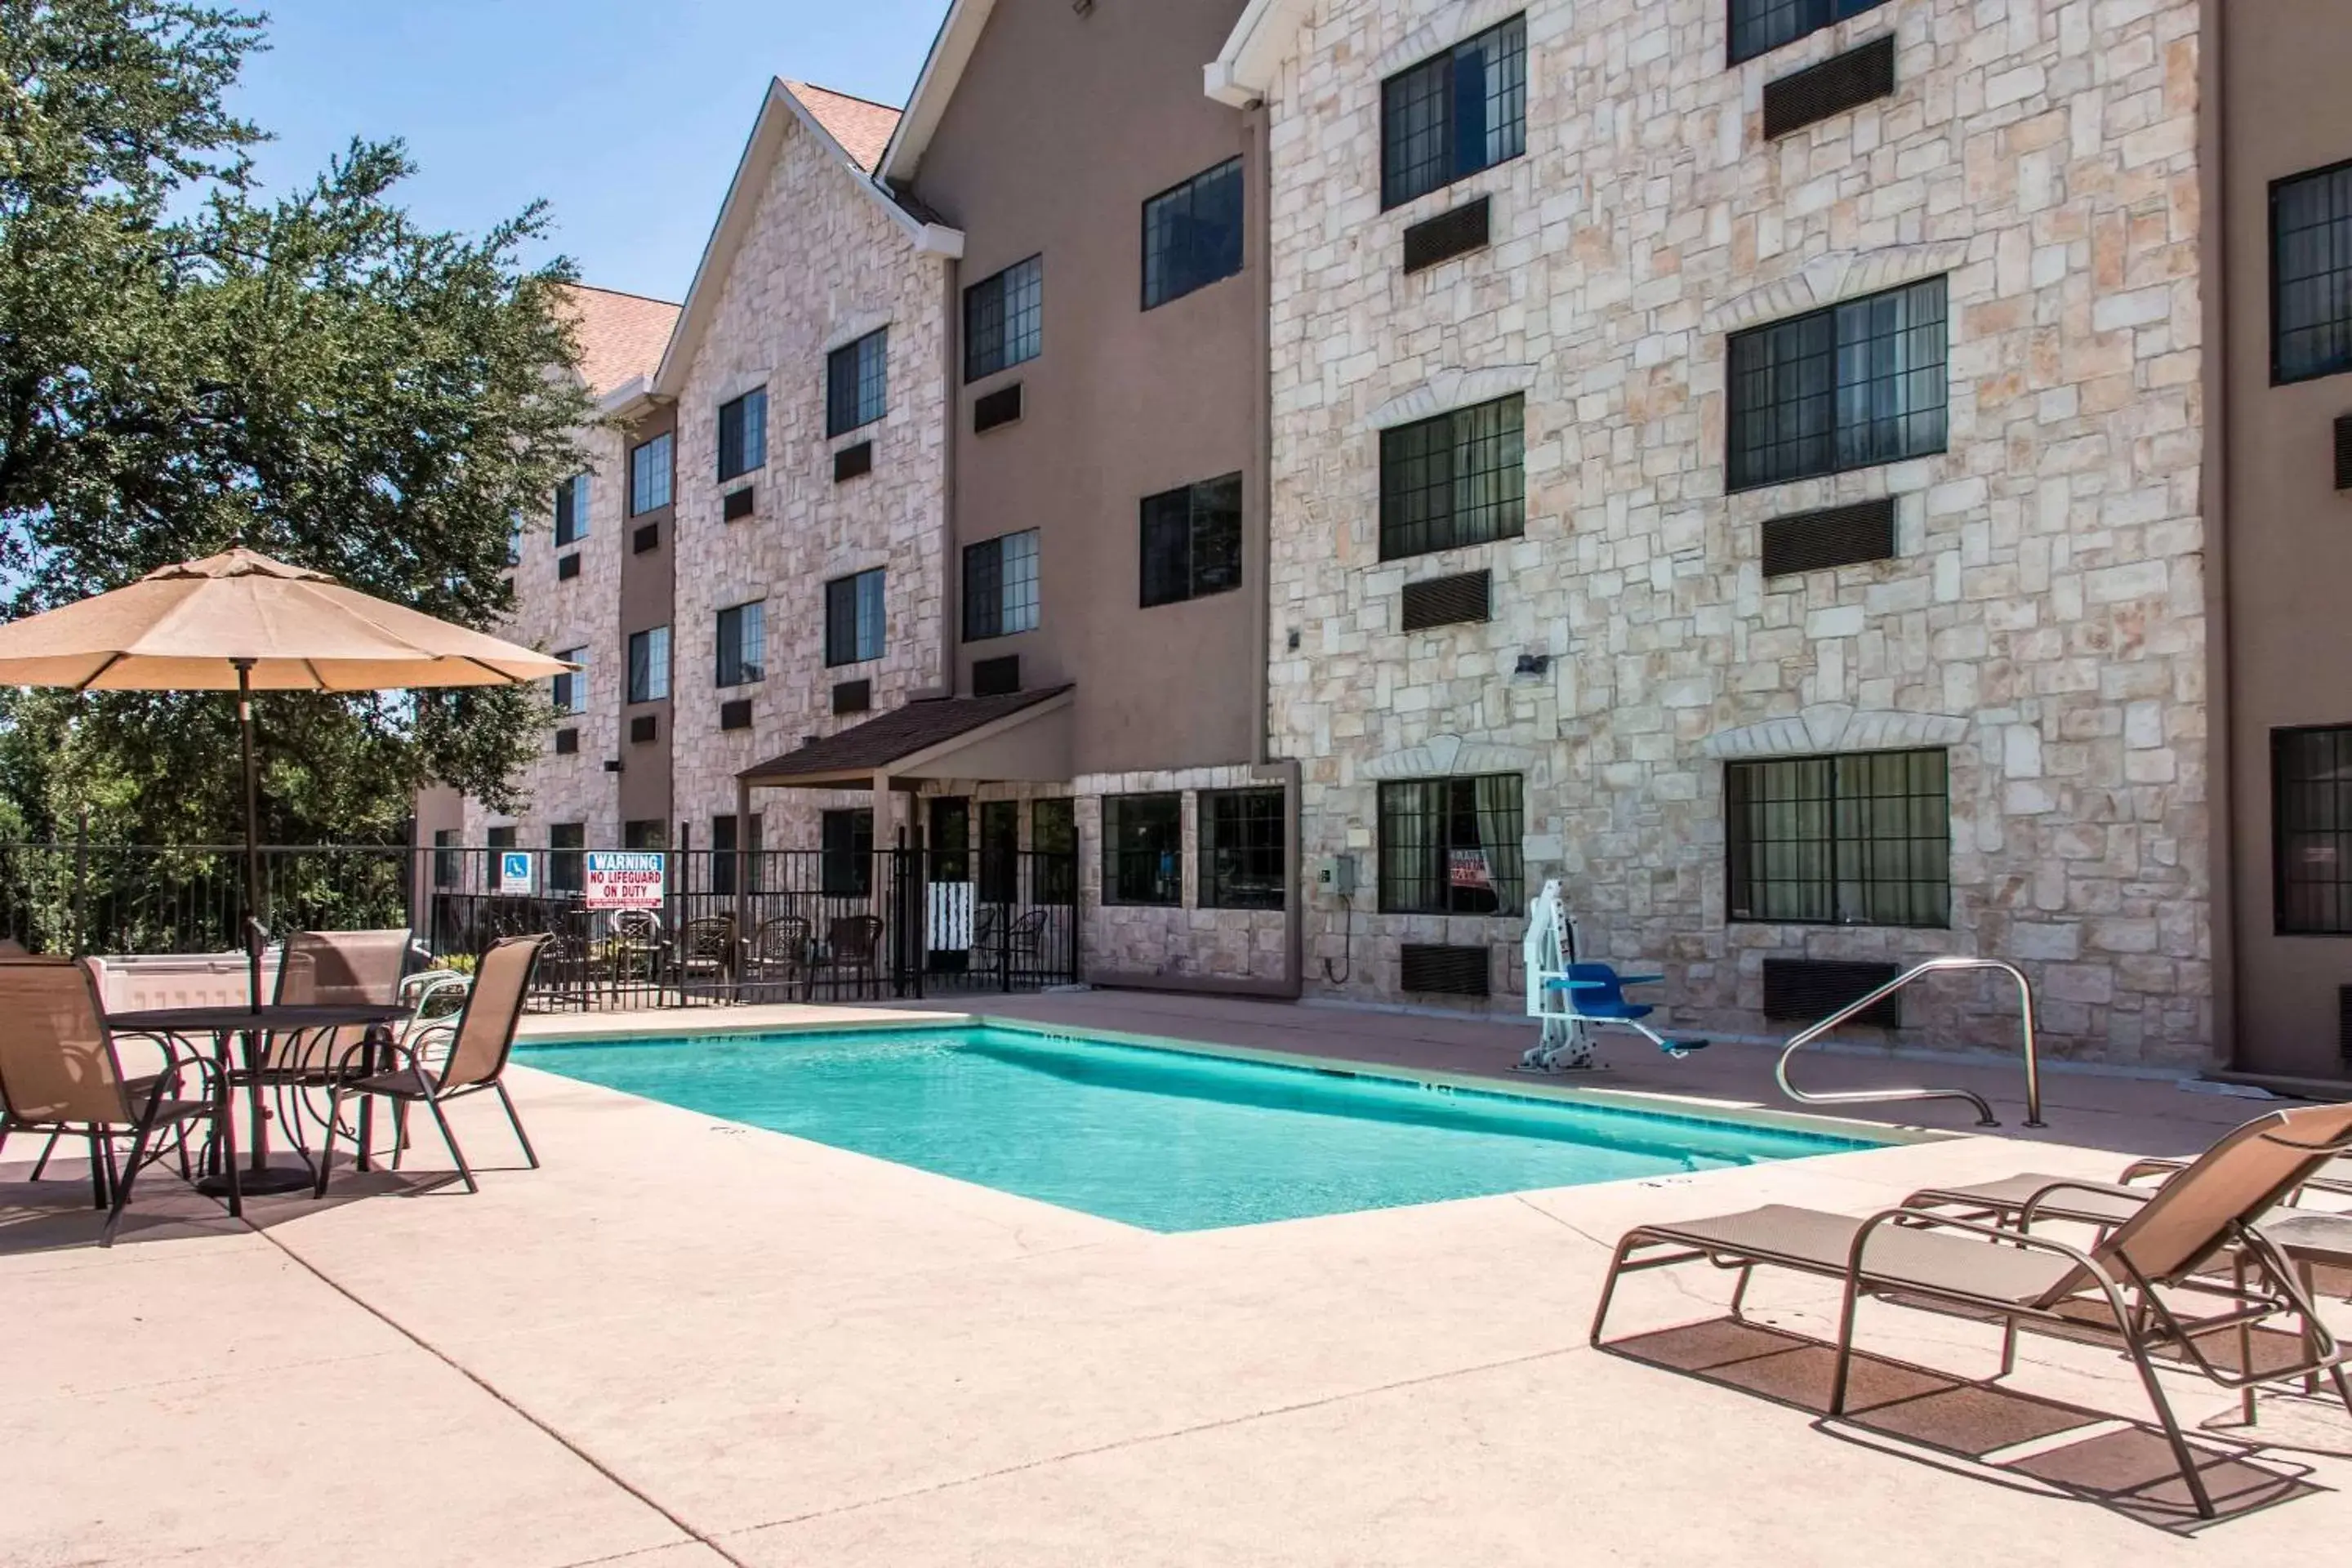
[653,78,964,398]
[875,0,998,185]
[1205,0,1318,106]
[557,285,681,399]
[742,686,1074,786]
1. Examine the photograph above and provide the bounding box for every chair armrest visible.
[2017,1178,2160,1228]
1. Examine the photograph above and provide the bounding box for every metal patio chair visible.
[813,915,884,1000]
[742,915,813,1000]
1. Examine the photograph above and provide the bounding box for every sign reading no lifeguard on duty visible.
[584,850,666,911]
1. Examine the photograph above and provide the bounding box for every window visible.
[1378,775,1524,915]
[963,530,1040,641]
[630,432,673,515]
[1379,394,1526,560]
[1728,0,1891,66]
[485,826,517,851]
[433,829,459,889]
[2274,727,2352,933]
[710,813,763,897]
[1103,793,1183,906]
[626,626,670,704]
[1726,274,1948,492]
[549,647,587,715]
[553,473,590,546]
[1143,158,1244,310]
[1032,797,1076,905]
[1140,473,1244,607]
[715,602,764,688]
[821,808,873,898]
[717,388,767,480]
[1725,749,1949,927]
[506,516,523,568]
[2274,161,2352,384]
[623,819,666,851]
[549,823,585,894]
[1200,789,1284,910]
[824,568,887,666]
[826,329,889,436]
[1381,15,1526,209]
[964,255,1043,381]
[979,800,1019,905]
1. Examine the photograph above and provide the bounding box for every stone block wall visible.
[1262,0,2210,1064]
[1076,766,1291,984]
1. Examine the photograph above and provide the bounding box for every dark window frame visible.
[629,432,672,516]
[1102,793,1183,907]
[1032,797,1077,905]
[626,626,670,705]
[2273,158,2352,385]
[1143,157,1245,310]
[1725,749,1951,929]
[1376,775,1524,915]
[548,822,586,895]
[553,472,590,546]
[715,601,765,689]
[826,328,889,437]
[1726,274,1949,492]
[1727,0,1892,66]
[1380,14,1527,211]
[821,808,874,898]
[2274,725,2352,934]
[716,388,768,481]
[824,568,887,667]
[1200,788,1285,911]
[962,529,1040,642]
[432,829,459,889]
[1139,472,1245,607]
[1378,394,1526,561]
[550,645,588,715]
[963,255,1044,383]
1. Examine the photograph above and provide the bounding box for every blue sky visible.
[223,0,951,302]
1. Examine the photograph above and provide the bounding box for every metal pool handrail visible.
[1774,956,2045,1129]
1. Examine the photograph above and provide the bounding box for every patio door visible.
[927,796,971,972]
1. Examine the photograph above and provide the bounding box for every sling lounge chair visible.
[313,933,546,1197]
[1591,1101,2352,1519]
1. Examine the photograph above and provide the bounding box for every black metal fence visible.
[0,840,1080,1009]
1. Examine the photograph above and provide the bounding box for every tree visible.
[0,1,594,848]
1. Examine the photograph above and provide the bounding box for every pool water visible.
[516,1025,1882,1232]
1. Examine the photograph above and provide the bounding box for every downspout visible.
[2198,0,2235,1071]
[937,252,961,701]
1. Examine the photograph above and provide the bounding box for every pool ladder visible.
[1774,956,2046,1129]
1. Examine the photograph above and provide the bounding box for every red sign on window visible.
[1448,849,1492,889]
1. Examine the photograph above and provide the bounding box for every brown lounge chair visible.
[1591,1100,2352,1519]
[0,956,224,1245]
[313,933,546,1196]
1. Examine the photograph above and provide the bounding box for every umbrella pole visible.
[235,659,266,1006]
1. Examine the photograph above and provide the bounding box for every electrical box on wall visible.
[1314,855,1358,898]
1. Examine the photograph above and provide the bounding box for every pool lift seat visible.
[1520,879,1708,1072]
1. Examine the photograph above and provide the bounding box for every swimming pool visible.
[516,1024,1886,1232]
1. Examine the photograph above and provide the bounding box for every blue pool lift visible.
[1520,880,1708,1072]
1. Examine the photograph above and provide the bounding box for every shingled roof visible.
[742,686,1073,785]
[785,81,902,173]
[557,284,681,398]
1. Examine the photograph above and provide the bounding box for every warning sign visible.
[1448,849,1492,890]
[584,850,666,910]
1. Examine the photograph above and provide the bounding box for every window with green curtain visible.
[1725,749,1949,927]
[1376,775,1522,915]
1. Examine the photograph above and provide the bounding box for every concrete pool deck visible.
[4,992,2348,1565]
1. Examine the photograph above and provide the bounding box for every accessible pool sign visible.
[496,851,535,895]
[584,850,666,910]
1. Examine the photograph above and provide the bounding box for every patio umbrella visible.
[0,546,572,1001]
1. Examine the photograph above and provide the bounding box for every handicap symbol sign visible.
[497,850,534,895]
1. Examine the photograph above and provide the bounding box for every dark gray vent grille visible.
[834,440,874,483]
[2339,985,2352,1065]
[1400,569,1492,631]
[557,553,581,581]
[1761,497,1897,577]
[1402,196,1491,274]
[1762,959,1903,1030]
[2336,414,2352,491]
[553,728,579,755]
[632,523,658,554]
[831,679,871,715]
[1762,34,1897,140]
[719,698,753,732]
[1401,944,1490,996]
[629,714,657,744]
[973,384,1023,434]
[722,486,755,522]
[972,655,1021,697]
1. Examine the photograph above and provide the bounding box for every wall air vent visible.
[831,679,871,715]
[556,553,581,581]
[1400,569,1492,631]
[629,714,658,744]
[973,384,1024,434]
[972,656,1021,697]
[554,728,579,755]
[1401,943,1490,996]
[1762,959,1902,1030]
[632,523,658,554]
[1401,195,1492,275]
[834,441,874,483]
[719,699,753,732]
[1762,33,1898,140]
[722,486,755,523]
[1760,497,1898,577]
[2335,414,2352,492]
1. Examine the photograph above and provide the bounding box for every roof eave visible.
[1205,0,1313,107]
[875,0,998,187]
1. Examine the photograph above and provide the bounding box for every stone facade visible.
[1075,765,1290,985]
[666,101,950,853]
[1257,0,2211,1064]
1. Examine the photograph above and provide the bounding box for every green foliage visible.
[0,1,591,845]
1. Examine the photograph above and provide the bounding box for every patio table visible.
[111,1002,409,1212]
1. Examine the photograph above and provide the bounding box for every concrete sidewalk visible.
[3,994,2346,1566]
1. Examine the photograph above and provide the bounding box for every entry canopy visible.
[740,685,1075,790]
